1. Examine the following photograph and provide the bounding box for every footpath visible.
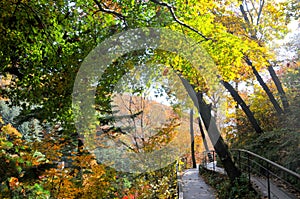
[180,167,216,199]
[250,175,299,199]
[203,162,299,199]
[178,162,298,199]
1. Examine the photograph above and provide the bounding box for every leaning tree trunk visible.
[180,77,241,182]
[239,3,286,115]
[245,57,284,115]
[235,81,242,133]
[267,65,289,112]
[221,80,264,134]
[196,91,241,181]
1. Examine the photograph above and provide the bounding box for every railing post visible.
[176,161,179,195]
[247,152,251,186]
[267,162,271,199]
[232,149,300,195]
[213,151,215,171]
[238,150,241,170]
[204,152,207,167]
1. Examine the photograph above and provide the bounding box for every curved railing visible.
[231,149,300,198]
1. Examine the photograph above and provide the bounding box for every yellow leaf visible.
[2,124,22,138]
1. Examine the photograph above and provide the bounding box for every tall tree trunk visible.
[180,77,241,182]
[239,3,286,115]
[245,57,284,115]
[190,109,197,168]
[198,117,214,162]
[235,81,241,133]
[221,80,264,134]
[267,65,289,112]
[195,91,241,182]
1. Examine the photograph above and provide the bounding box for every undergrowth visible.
[199,167,259,199]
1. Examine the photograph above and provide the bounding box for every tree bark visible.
[180,76,241,182]
[195,91,242,181]
[239,2,286,115]
[244,58,284,115]
[267,65,289,112]
[190,109,197,168]
[198,117,214,162]
[221,80,264,134]
[235,81,241,133]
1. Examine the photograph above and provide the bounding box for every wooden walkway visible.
[180,168,216,199]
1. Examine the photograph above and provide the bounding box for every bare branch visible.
[257,0,265,25]
[249,0,259,17]
[150,0,210,41]
[239,4,251,25]
[239,3,258,39]
[93,0,126,23]
[245,0,254,24]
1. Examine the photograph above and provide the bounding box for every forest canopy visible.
[0,0,299,198]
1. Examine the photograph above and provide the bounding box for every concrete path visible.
[181,168,216,199]
[203,162,299,199]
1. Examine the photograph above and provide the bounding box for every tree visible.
[197,117,214,162]
[148,0,268,136]
[180,77,241,182]
[238,0,290,113]
[189,109,197,168]
[221,80,263,134]
[0,1,180,197]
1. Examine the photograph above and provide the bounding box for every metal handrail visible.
[201,150,216,171]
[232,149,300,198]
[234,149,300,179]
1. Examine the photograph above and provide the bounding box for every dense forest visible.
[0,0,299,198]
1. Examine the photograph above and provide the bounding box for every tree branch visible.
[239,3,257,39]
[257,0,265,25]
[245,0,254,24]
[93,0,126,23]
[239,3,251,25]
[149,0,211,41]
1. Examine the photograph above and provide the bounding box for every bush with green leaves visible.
[200,168,259,199]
